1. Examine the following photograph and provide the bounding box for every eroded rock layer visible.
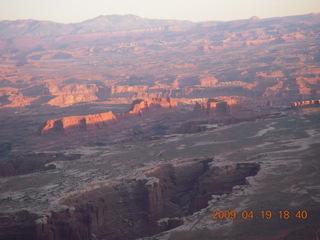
[128,97,178,116]
[0,159,259,240]
[47,84,99,107]
[291,99,320,107]
[40,111,117,134]
[193,98,238,116]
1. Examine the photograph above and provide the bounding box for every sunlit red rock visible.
[128,97,178,115]
[40,111,117,134]
[47,84,99,107]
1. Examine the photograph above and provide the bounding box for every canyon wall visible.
[110,85,148,96]
[0,159,259,240]
[40,111,116,135]
[198,76,219,87]
[291,99,320,107]
[40,97,179,135]
[47,84,99,107]
[128,97,178,115]
[193,98,238,116]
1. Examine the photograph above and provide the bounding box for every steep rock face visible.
[198,76,218,87]
[144,161,260,214]
[48,94,98,107]
[0,211,39,240]
[40,111,116,134]
[128,97,178,115]
[291,99,320,107]
[40,97,178,135]
[110,85,148,96]
[193,98,237,115]
[193,163,260,210]
[0,160,259,240]
[47,84,99,107]
[143,159,213,217]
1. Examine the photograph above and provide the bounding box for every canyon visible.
[1,107,319,240]
[25,160,259,240]
[0,13,319,240]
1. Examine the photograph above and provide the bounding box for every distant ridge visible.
[0,13,319,39]
[75,14,194,33]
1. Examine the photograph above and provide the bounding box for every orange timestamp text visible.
[212,210,308,220]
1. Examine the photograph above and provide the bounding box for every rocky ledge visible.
[40,111,117,135]
[0,158,259,240]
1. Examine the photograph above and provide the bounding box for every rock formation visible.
[193,98,237,116]
[110,85,148,96]
[128,97,178,116]
[40,97,179,135]
[291,99,320,107]
[0,159,259,240]
[40,111,116,134]
[198,76,218,87]
[1,12,320,240]
[47,84,99,107]
[262,81,284,97]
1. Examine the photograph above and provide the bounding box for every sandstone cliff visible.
[198,76,219,87]
[193,98,237,115]
[291,99,320,107]
[40,111,116,134]
[110,85,148,95]
[0,159,259,240]
[128,97,178,116]
[40,98,179,135]
[47,84,99,107]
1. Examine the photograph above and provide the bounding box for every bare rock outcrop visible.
[110,85,148,95]
[198,76,218,87]
[193,98,237,116]
[0,87,38,107]
[291,99,320,107]
[128,97,178,116]
[40,111,117,134]
[0,159,259,240]
[47,84,99,107]
[262,81,284,97]
[40,98,178,135]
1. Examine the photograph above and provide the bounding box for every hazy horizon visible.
[1,0,320,23]
[1,12,320,24]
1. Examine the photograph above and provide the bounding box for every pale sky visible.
[1,0,320,23]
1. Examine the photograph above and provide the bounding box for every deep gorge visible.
[13,159,260,240]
